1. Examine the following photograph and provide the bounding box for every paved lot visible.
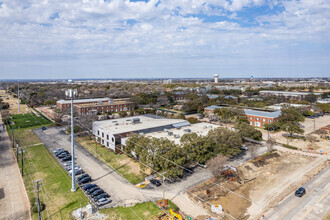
[0,122,30,220]
[265,165,330,220]
[301,115,330,135]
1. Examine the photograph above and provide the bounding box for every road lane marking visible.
[299,190,329,220]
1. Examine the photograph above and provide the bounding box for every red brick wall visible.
[246,114,279,127]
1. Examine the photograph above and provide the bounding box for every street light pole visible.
[66,86,78,192]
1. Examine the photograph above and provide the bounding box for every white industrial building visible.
[92,115,218,152]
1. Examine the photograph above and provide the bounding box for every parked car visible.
[150,179,162,187]
[96,198,112,206]
[295,187,306,197]
[61,155,72,162]
[82,183,96,190]
[55,150,67,157]
[87,187,100,195]
[93,193,110,202]
[58,153,70,159]
[63,161,76,167]
[91,189,104,198]
[240,145,248,150]
[77,174,90,181]
[70,169,84,176]
[53,148,64,154]
[78,176,92,185]
[66,165,80,171]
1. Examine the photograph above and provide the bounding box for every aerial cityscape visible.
[0,1,329,220]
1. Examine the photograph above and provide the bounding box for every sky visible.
[0,0,330,79]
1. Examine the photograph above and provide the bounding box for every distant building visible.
[204,105,223,114]
[74,101,135,115]
[56,98,112,110]
[173,91,186,100]
[259,90,321,100]
[244,109,281,127]
[317,98,330,104]
[267,103,310,111]
[206,94,219,99]
[224,95,238,101]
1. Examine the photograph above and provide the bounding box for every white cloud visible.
[0,0,329,78]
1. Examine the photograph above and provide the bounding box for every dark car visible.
[295,187,306,197]
[78,176,92,185]
[91,189,104,198]
[94,193,110,202]
[82,183,96,191]
[53,148,64,154]
[97,198,112,206]
[58,153,70,159]
[77,174,89,181]
[150,179,162,187]
[56,150,68,157]
[70,169,84,176]
[61,155,72,162]
[87,186,100,195]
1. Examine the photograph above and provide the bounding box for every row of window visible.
[84,104,132,111]
[248,117,278,123]
[97,130,115,143]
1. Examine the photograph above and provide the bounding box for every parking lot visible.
[34,127,151,207]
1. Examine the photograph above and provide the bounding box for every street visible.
[0,119,30,220]
[265,165,330,220]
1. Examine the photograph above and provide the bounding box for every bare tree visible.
[207,155,228,177]
[249,144,258,158]
[306,134,317,147]
[266,137,276,152]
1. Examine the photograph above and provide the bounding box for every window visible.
[102,132,104,138]
[256,118,260,121]
[101,107,104,109]
[270,120,272,123]
[107,142,109,147]
[255,122,261,127]
[112,137,114,142]
[107,135,109,140]
[263,119,266,122]
[249,117,252,119]
[97,130,100,135]
[250,122,252,125]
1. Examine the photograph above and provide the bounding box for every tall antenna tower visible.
[18,83,20,113]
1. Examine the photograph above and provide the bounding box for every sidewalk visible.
[0,119,30,220]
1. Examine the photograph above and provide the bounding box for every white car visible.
[53,148,64,153]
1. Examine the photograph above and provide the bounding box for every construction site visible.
[188,150,328,219]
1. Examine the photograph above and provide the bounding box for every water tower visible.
[214,74,219,83]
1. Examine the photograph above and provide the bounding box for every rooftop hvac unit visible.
[174,134,180,138]
[131,118,141,124]
[168,131,173,136]
[109,99,113,103]
[163,129,168,132]
[184,129,191,133]
[203,126,208,129]
[115,123,119,126]
[98,100,102,104]
[112,121,118,123]
[139,132,144,136]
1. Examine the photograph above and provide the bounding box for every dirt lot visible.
[0,90,31,114]
[188,151,326,219]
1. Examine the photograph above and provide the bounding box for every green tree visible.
[279,106,305,124]
[281,122,304,136]
[235,122,263,141]
[208,128,242,156]
[181,133,213,164]
[316,103,330,113]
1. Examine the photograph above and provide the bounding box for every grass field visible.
[16,143,89,220]
[100,200,178,220]
[11,113,51,129]
[77,136,147,185]
[7,125,43,146]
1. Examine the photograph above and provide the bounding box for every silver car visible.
[97,198,112,206]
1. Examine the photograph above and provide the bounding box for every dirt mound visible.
[252,152,280,167]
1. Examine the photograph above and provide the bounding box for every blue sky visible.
[0,0,329,79]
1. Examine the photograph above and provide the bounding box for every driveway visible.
[265,165,330,220]
[0,120,30,220]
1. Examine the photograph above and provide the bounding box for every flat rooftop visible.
[76,100,132,107]
[144,122,220,145]
[260,90,321,96]
[93,115,188,135]
[57,97,111,104]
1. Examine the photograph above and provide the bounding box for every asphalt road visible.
[0,121,30,220]
[265,165,330,220]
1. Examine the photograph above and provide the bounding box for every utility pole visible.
[34,179,43,220]
[314,118,316,132]
[6,85,8,97]
[21,148,24,176]
[18,83,20,113]
[16,144,19,162]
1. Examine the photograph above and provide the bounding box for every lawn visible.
[76,136,147,185]
[11,113,51,129]
[100,200,178,220]
[7,125,43,146]
[16,144,89,220]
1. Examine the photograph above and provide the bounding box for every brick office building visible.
[56,98,112,110]
[74,101,135,115]
[244,109,281,127]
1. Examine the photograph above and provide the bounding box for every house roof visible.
[204,105,223,111]
[244,109,281,118]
